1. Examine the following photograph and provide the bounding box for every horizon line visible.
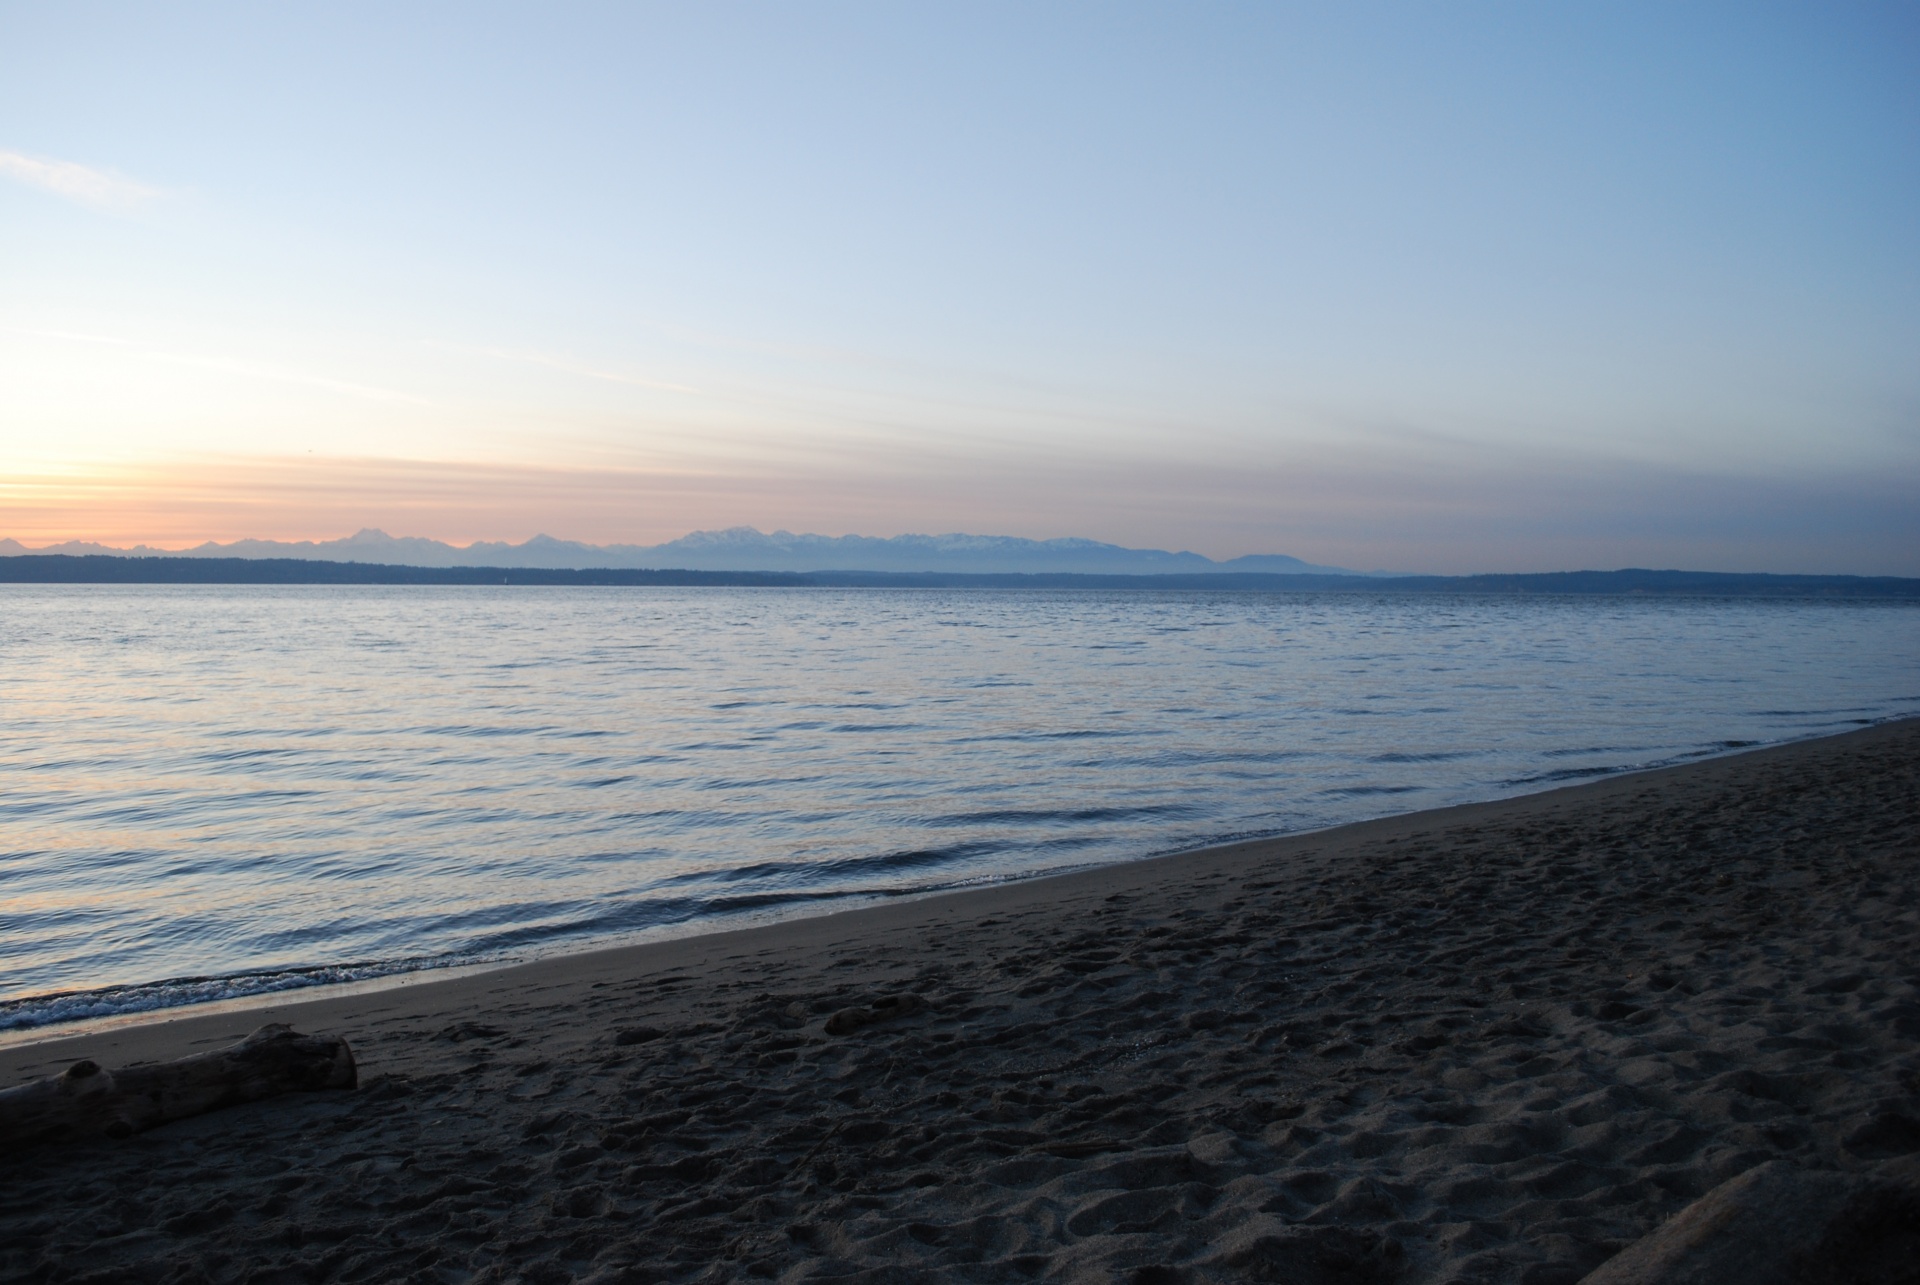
[2,551,1917,590]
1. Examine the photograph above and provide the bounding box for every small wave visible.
[0,955,482,1033]
[410,723,559,738]
[1501,764,1633,785]
[1503,734,1791,786]
[451,872,1014,955]
[923,804,1195,827]
[652,841,1004,890]
[952,728,1135,744]
[194,747,301,763]
[1093,748,1312,769]
[1746,707,1867,719]
[1539,744,1642,758]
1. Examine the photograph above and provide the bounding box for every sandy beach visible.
[3,718,1916,1283]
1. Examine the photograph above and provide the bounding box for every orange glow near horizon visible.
[4,450,1917,577]
[0,455,780,549]
[0,449,1404,559]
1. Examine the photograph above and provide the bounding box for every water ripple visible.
[0,585,1914,1027]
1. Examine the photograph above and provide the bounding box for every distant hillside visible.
[2,556,1915,598]
[0,528,1370,576]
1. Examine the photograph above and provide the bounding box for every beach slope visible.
[3,720,1917,1283]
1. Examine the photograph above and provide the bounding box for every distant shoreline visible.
[1,552,1917,596]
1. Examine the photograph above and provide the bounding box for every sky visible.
[2,3,1916,574]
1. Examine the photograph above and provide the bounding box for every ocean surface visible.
[3,586,1916,1031]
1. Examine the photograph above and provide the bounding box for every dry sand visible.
[3,719,1917,1284]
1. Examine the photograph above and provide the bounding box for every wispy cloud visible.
[0,149,160,209]
[150,352,435,407]
[9,326,138,346]
[472,346,702,395]
[6,326,432,406]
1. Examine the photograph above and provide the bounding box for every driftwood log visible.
[0,1023,356,1149]
[1579,1159,1920,1284]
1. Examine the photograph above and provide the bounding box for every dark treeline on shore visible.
[3,554,1918,597]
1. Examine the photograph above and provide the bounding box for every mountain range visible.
[0,528,1374,576]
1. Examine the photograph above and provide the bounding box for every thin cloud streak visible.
[466,345,703,395]
[8,327,139,346]
[147,352,436,407]
[0,149,159,209]
[5,327,434,408]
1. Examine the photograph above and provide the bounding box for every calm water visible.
[2,586,1915,1029]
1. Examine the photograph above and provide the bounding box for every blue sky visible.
[2,2,1916,572]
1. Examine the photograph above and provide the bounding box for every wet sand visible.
[3,718,1917,1283]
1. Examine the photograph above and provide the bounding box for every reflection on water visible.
[1,586,1914,1026]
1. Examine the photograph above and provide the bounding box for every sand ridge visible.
[2,720,1917,1283]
